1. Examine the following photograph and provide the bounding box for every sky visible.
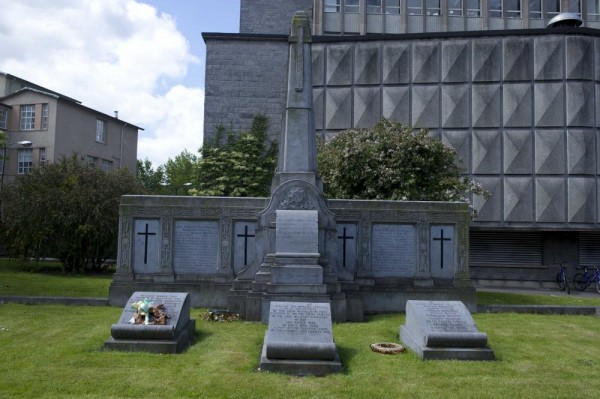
[0,0,240,167]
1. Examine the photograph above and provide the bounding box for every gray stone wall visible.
[203,37,288,144]
[240,0,313,34]
[203,29,600,230]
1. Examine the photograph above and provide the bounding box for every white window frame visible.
[507,0,522,17]
[0,106,7,129]
[587,0,600,20]
[18,148,33,174]
[426,0,442,15]
[39,148,46,166]
[20,104,35,131]
[367,0,383,14]
[325,0,341,12]
[41,103,48,130]
[87,155,97,167]
[385,0,401,14]
[408,0,423,15]
[489,0,502,17]
[95,119,106,143]
[102,159,113,172]
[467,0,481,16]
[345,0,360,13]
[449,0,463,16]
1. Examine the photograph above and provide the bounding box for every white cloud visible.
[0,0,203,166]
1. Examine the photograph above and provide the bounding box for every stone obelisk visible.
[230,11,353,322]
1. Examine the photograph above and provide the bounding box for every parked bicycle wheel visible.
[572,273,588,291]
[556,272,570,294]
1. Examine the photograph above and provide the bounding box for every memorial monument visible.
[108,12,476,321]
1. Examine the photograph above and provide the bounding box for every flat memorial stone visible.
[260,301,342,375]
[104,291,195,354]
[400,300,494,360]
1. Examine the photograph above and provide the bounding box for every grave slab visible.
[259,301,342,375]
[399,300,494,360]
[104,291,195,354]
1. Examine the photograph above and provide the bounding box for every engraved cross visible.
[137,223,156,265]
[337,227,354,268]
[433,229,452,269]
[237,225,255,266]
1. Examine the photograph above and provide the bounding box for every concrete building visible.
[203,0,600,286]
[0,72,142,187]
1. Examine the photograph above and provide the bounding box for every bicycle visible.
[572,266,600,294]
[555,263,570,294]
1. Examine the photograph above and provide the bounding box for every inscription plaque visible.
[276,210,318,255]
[371,224,416,277]
[173,220,219,274]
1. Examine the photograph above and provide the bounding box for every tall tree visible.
[136,158,165,194]
[0,155,146,272]
[163,150,198,195]
[191,114,277,197]
[317,119,486,209]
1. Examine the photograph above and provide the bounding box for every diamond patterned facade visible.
[308,33,600,230]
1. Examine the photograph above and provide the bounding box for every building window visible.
[39,148,46,166]
[345,0,360,13]
[385,0,401,14]
[102,159,113,172]
[87,156,97,167]
[507,0,521,17]
[325,0,341,12]
[41,104,48,130]
[545,0,560,17]
[426,0,441,15]
[568,0,580,13]
[20,104,35,131]
[0,107,7,129]
[530,0,542,18]
[489,0,502,17]
[367,0,382,13]
[18,148,33,174]
[587,0,600,20]
[408,0,423,14]
[96,119,106,143]
[449,0,463,16]
[467,0,481,16]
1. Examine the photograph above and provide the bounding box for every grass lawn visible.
[0,304,599,398]
[477,291,600,307]
[0,258,112,298]
[2,258,600,397]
